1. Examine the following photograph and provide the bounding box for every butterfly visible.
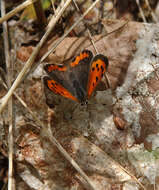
[43,50,109,103]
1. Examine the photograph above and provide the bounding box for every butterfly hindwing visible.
[43,76,78,102]
[44,63,76,101]
[87,54,109,99]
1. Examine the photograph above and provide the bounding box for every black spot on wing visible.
[101,65,104,72]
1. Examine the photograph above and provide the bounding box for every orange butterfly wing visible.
[70,51,91,67]
[43,76,78,102]
[44,64,67,73]
[87,54,109,99]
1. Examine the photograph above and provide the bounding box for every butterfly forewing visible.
[87,54,109,99]
[43,76,78,102]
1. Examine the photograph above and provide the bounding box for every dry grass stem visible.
[144,0,158,23]
[50,0,56,16]
[115,160,147,190]
[1,1,14,190]
[1,81,41,129]
[136,0,147,22]
[0,0,38,24]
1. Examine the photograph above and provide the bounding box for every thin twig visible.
[0,0,38,24]
[1,1,14,190]
[72,0,99,54]
[50,0,56,15]
[0,0,72,114]
[144,0,158,23]
[136,0,147,22]
[83,19,129,52]
[103,19,129,37]
[1,81,41,129]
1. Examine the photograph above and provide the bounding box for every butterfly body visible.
[43,50,109,103]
